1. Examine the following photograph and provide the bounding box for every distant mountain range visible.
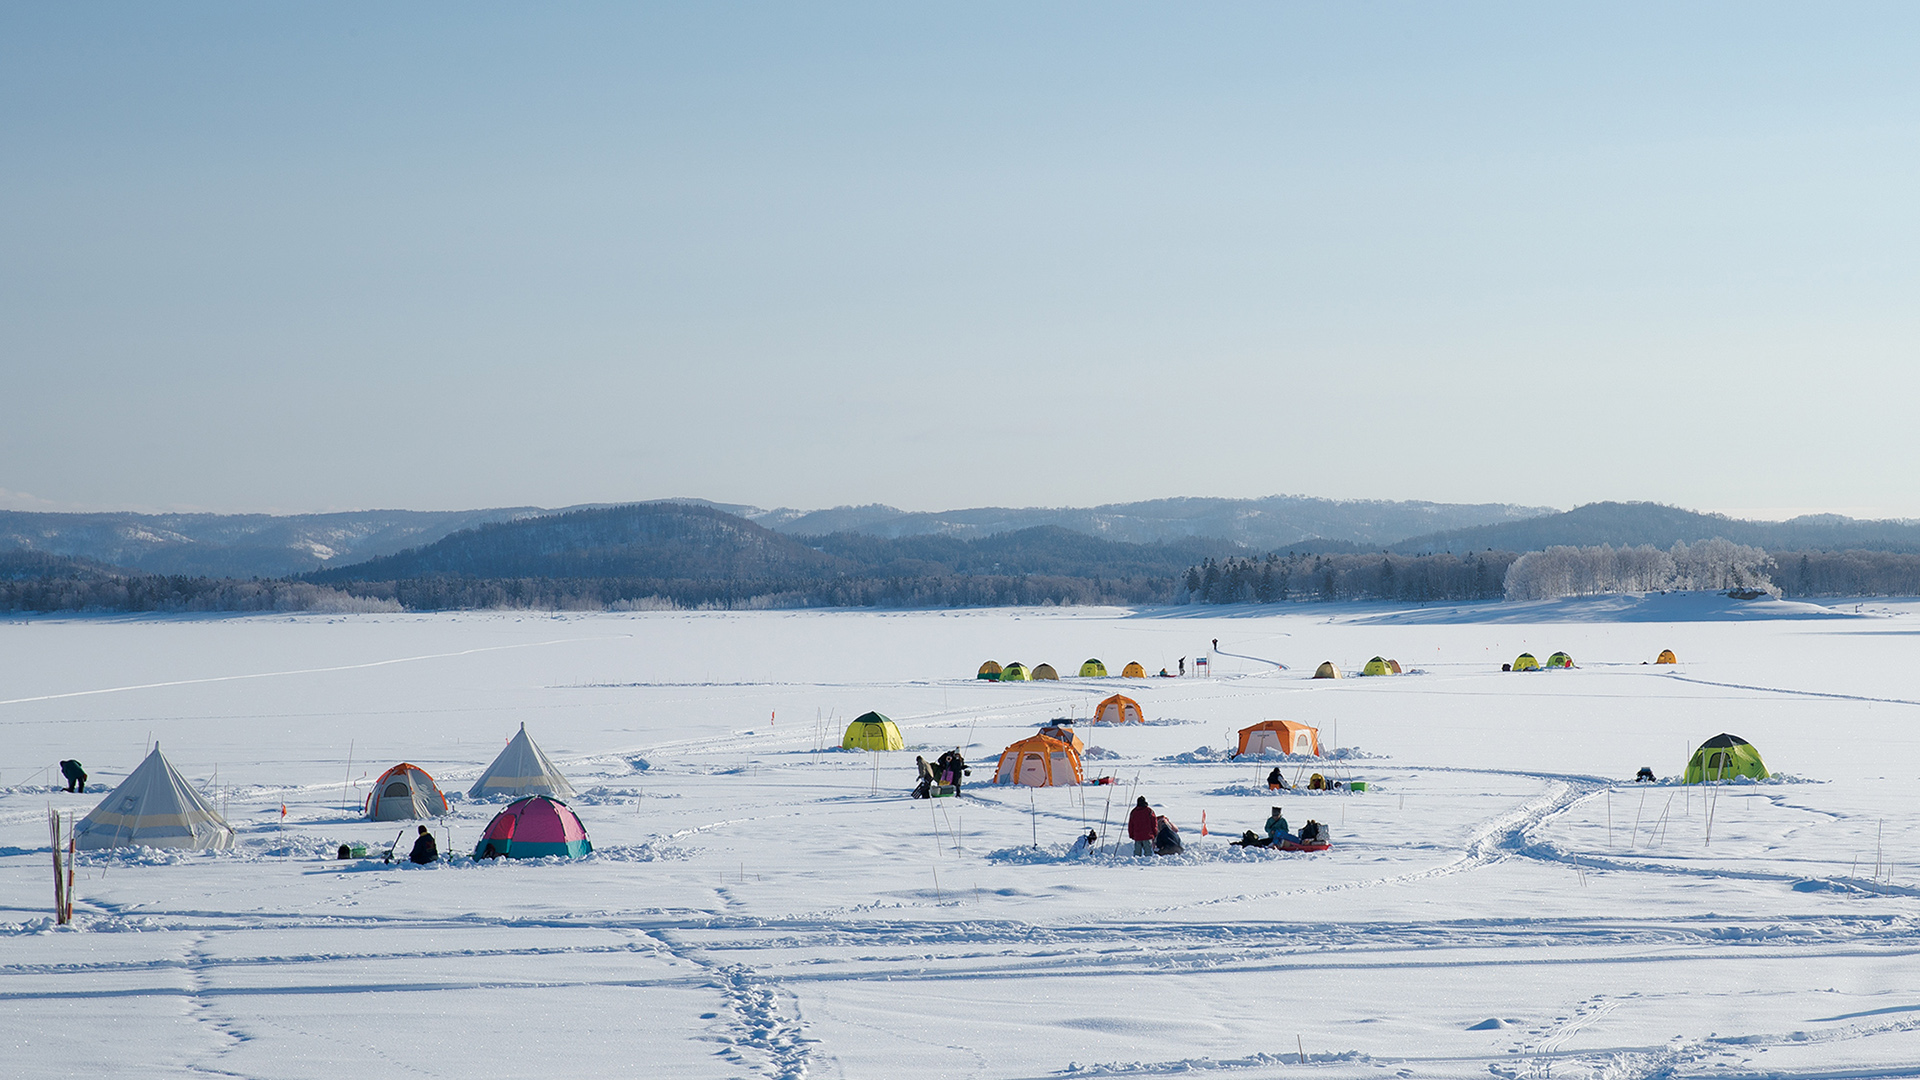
[1391,502,1920,556]
[0,495,1551,578]
[5,498,1919,586]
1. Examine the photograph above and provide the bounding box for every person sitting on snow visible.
[409,825,438,865]
[1267,766,1286,791]
[1068,829,1099,857]
[1264,806,1295,845]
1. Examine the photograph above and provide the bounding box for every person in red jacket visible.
[1127,796,1158,856]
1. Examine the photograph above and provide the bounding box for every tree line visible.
[1180,550,1519,604]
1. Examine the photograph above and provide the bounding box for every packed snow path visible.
[3,604,1919,1079]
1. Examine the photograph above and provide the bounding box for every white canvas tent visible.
[74,744,236,852]
[469,723,577,799]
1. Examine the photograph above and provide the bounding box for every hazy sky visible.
[4,4,1919,518]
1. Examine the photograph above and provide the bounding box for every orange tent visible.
[1036,722,1086,752]
[1120,662,1146,678]
[1093,694,1145,725]
[991,734,1084,787]
[1233,720,1321,758]
[1656,649,1678,664]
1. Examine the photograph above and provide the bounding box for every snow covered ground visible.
[4,594,1919,1079]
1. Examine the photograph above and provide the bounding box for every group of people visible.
[1230,805,1327,849]
[911,750,970,799]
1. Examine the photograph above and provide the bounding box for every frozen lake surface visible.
[4,596,1919,1079]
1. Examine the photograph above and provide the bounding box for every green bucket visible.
[1349,781,1367,793]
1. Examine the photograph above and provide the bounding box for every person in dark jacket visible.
[936,750,970,792]
[59,759,87,793]
[1127,797,1157,856]
[1154,815,1183,855]
[409,825,438,865]
[1267,766,1286,791]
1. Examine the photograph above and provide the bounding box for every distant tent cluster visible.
[978,658,1147,681]
[1509,651,1574,671]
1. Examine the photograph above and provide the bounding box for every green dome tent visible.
[1512,653,1540,672]
[1684,733,1769,784]
[1360,656,1392,676]
[1079,659,1107,677]
[841,712,905,751]
[1545,651,1575,669]
[1000,662,1031,681]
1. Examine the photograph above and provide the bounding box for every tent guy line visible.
[0,636,625,709]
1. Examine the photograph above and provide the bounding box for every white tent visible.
[469,723,577,800]
[74,744,236,852]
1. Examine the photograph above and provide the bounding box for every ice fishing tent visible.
[991,734,1083,787]
[366,763,449,821]
[1121,661,1146,678]
[1386,659,1403,674]
[1032,663,1059,680]
[1312,661,1341,679]
[1512,653,1540,672]
[1036,722,1086,753]
[977,661,1003,681]
[469,723,577,800]
[1233,720,1321,758]
[1683,734,1769,784]
[1000,662,1031,681]
[841,712,905,751]
[73,744,236,852]
[1093,693,1145,725]
[473,796,592,859]
[1360,656,1393,676]
[1079,659,1107,678]
[1656,650,1678,664]
[1545,651,1575,669]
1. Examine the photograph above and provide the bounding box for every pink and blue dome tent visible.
[472,796,592,860]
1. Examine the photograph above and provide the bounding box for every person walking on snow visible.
[1128,797,1158,856]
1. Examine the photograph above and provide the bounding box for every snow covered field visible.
[4,596,1919,1079]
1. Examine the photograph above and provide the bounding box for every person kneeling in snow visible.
[1068,829,1099,857]
[1154,815,1183,855]
[1267,766,1287,791]
[409,825,438,865]
[1127,797,1158,856]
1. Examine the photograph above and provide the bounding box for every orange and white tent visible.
[1093,693,1145,725]
[1233,720,1321,758]
[365,762,450,821]
[991,734,1084,787]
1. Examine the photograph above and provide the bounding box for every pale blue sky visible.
[4,4,1918,517]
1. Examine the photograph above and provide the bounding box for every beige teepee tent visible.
[469,723,577,800]
[74,744,236,851]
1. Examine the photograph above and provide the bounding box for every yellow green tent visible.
[1683,733,1768,784]
[841,712,905,751]
[1512,653,1540,672]
[1000,662,1031,681]
[1079,659,1107,677]
[1545,651,1575,669]
[1360,656,1392,676]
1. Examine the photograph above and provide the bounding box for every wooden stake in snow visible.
[48,809,71,925]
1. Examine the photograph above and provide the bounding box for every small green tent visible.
[1512,653,1540,672]
[1360,656,1392,676]
[841,712,905,751]
[1545,651,1575,669]
[1079,659,1107,677]
[1000,662,1031,682]
[1684,733,1768,784]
